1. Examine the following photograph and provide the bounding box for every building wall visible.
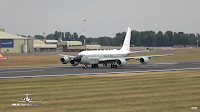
[27,39,34,53]
[0,39,34,53]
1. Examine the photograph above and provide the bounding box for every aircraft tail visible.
[0,54,3,57]
[120,27,131,51]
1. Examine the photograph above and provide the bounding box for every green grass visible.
[0,48,200,68]
[0,70,200,112]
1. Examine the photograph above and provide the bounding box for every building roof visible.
[34,44,57,48]
[34,39,45,44]
[45,40,58,43]
[64,41,82,45]
[0,31,27,39]
[68,45,101,49]
[57,41,82,45]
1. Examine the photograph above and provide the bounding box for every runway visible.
[1,61,200,79]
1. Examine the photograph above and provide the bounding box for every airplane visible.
[60,27,172,69]
[0,54,8,60]
[12,93,43,102]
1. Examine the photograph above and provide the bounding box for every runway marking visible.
[1,67,200,79]
[141,65,159,67]
[0,65,82,70]
[192,63,200,64]
[152,62,178,65]
[0,61,197,70]
[0,70,44,74]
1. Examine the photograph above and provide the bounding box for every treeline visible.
[34,30,199,47]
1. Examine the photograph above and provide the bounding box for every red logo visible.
[0,54,8,60]
[0,57,8,60]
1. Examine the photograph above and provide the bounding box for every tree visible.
[163,33,170,46]
[98,37,109,46]
[34,35,43,39]
[173,32,179,45]
[165,31,173,46]
[46,34,55,40]
[73,32,79,41]
[86,37,93,45]
[180,34,189,45]
[79,35,85,44]
[156,31,164,46]
[54,31,58,39]
[114,32,125,46]
[62,32,64,40]
[131,30,140,46]
[150,32,156,46]
[188,33,196,45]
[64,32,71,41]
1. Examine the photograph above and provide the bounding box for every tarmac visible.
[1,61,200,79]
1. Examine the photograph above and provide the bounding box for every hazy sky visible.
[0,0,200,37]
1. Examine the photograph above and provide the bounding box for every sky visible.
[0,0,200,38]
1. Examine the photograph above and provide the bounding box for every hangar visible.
[0,29,101,53]
[0,29,34,53]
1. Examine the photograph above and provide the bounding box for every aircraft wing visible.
[29,99,43,102]
[59,54,75,59]
[129,50,150,54]
[11,100,26,102]
[99,54,172,61]
[125,54,173,60]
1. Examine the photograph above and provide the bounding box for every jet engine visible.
[70,60,79,66]
[22,97,25,100]
[29,97,32,100]
[60,57,70,64]
[117,59,127,67]
[139,57,149,64]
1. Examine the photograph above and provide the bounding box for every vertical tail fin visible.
[0,54,3,57]
[120,27,131,51]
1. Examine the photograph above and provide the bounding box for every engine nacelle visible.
[22,97,25,100]
[29,97,32,100]
[70,60,79,66]
[140,57,149,64]
[60,57,70,64]
[117,59,127,67]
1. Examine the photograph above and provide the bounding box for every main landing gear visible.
[110,64,117,68]
[103,63,108,66]
[91,64,98,68]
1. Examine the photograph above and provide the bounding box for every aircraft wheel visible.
[93,64,98,68]
[105,63,107,66]
[114,65,118,68]
[110,64,113,68]
[91,64,94,68]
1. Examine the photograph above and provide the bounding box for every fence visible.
[161,47,174,50]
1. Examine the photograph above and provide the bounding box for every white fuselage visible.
[78,49,130,64]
